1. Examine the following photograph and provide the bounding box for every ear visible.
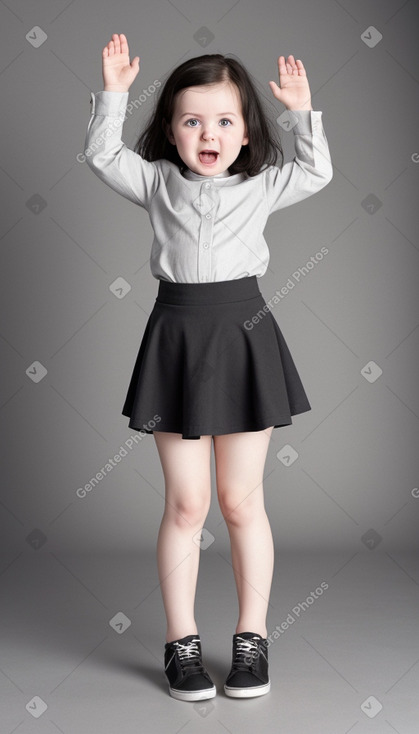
[242,130,249,146]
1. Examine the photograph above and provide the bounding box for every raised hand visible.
[102,33,140,92]
[268,55,312,111]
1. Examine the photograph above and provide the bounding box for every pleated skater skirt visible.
[121,276,311,439]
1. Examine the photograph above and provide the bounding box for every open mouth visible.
[199,150,219,165]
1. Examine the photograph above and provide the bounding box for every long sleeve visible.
[264,109,333,213]
[84,90,159,209]
[83,91,333,284]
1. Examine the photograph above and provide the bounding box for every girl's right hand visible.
[102,33,140,92]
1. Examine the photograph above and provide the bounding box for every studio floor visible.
[1,549,417,734]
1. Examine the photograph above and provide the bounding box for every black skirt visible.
[121,276,311,439]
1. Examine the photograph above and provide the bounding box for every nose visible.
[201,125,215,141]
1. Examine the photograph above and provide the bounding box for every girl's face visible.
[165,82,249,176]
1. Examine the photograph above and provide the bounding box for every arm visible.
[83,33,158,209]
[84,89,158,208]
[265,55,333,212]
[264,108,333,213]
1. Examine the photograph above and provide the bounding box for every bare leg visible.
[213,427,274,638]
[153,431,212,643]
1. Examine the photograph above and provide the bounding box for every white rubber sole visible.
[224,680,271,698]
[169,684,216,702]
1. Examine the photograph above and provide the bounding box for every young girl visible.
[84,33,332,702]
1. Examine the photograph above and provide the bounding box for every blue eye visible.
[185,118,232,127]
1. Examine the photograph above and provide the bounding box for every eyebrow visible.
[179,112,238,118]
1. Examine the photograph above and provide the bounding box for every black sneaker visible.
[224,632,270,698]
[164,634,216,701]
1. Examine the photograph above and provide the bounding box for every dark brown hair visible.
[133,54,283,177]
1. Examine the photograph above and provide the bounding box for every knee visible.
[165,486,210,529]
[218,487,262,527]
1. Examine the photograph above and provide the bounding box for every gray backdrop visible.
[1,1,418,554]
[2,2,419,732]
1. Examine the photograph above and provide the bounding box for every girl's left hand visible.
[269,55,313,111]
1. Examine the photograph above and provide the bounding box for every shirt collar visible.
[183,167,246,183]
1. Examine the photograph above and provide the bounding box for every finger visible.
[113,33,121,54]
[268,80,281,97]
[288,54,298,74]
[295,59,306,75]
[283,55,291,73]
[278,55,287,72]
[120,33,128,55]
[277,56,287,78]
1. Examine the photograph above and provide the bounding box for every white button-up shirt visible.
[84,91,333,283]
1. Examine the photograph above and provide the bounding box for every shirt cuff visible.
[89,90,129,117]
[289,109,323,135]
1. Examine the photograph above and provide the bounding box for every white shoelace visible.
[235,636,260,666]
[174,638,201,663]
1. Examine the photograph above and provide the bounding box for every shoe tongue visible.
[178,634,200,644]
[236,632,261,640]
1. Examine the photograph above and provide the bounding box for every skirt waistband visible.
[155,276,261,305]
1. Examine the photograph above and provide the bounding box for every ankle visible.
[166,626,199,644]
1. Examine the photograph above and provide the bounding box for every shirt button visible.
[205,183,211,189]
[203,242,209,249]
[205,213,211,219]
